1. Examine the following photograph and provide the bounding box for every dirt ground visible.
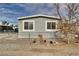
[0,33,79,56]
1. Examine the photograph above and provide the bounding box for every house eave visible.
[18,14,61,20]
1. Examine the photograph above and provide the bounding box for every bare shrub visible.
[43,40,46,43]
[38,34,44,43]
[54,3,79,44]
[58,20,78,44]
[50,41,53,44]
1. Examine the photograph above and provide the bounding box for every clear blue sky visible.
[0,3,57,24]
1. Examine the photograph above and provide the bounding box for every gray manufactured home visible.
[18,14,61,39]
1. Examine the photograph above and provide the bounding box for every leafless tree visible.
[54,3,79,21]
[65,3,79,22]
[54,3,62,20]
[54,3,79,44]
[2,20,9,25]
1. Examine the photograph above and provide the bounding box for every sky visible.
[0,3,72,25]
[0,3,58,24]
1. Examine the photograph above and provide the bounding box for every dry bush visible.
[38,34,44,43]
[58,20,79,44]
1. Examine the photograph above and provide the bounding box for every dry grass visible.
[0,33,79,56]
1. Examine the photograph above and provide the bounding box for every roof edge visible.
[18,14,61,20]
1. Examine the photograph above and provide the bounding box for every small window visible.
[46,21,57,31]
[23,21,34,31]
[47,22,56,29]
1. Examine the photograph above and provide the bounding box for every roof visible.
[18,14,61,20]
[0,25,11,27]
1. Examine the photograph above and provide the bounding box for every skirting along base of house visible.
[18,32,60,39]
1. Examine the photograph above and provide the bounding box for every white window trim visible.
[23,20,35,31]
[45,20,58,31]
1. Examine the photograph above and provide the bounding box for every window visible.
[23,20,35,31]
[46,21,57,31]
[47,22,56,29]
[24,22,33,30]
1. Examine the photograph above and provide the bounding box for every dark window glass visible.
[47,22,51,29]
[24,22,33,30]
[47,22,56,29]
[24,22,28,29]
[28,22,33,29]
[52,22,56,29]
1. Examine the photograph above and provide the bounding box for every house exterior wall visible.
[18,17,60,39]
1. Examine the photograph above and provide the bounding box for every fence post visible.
[29,32,30,41]
[17,32,18,40]
[28,32,31,49]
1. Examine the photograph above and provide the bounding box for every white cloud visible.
[0,7,22,15]
[0,3,68,24]
[15,3,55,15]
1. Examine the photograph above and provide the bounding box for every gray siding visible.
[18,17,59,39]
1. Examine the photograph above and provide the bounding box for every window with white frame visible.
[46,21,57,31]
[23,20,35,31]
